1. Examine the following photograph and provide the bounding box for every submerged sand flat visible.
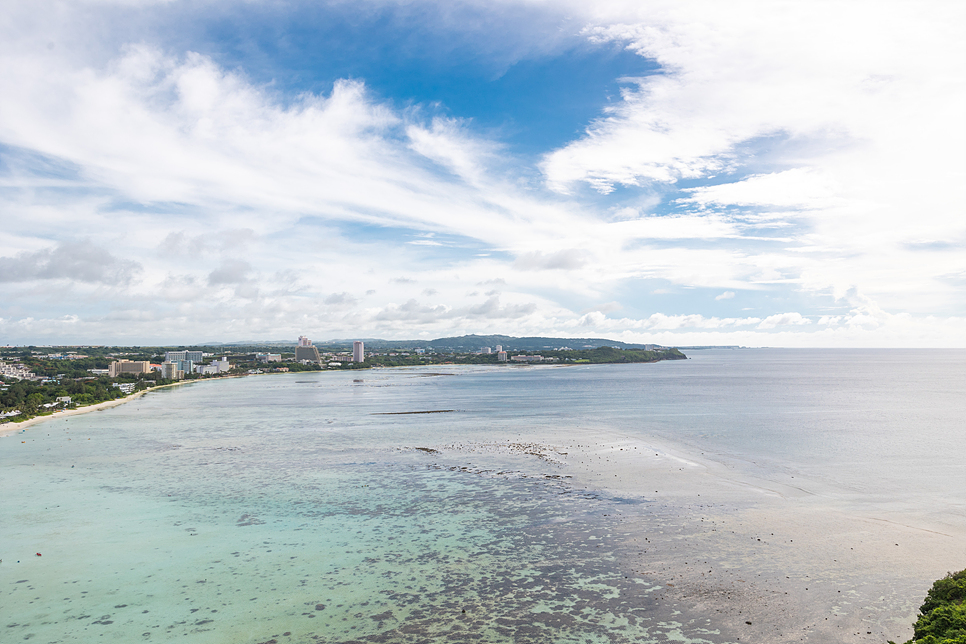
[419,432,964,643]
[1,350,964,643]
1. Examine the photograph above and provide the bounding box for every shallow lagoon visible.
[2,349,965,643]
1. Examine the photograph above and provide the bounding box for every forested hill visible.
[315,335,665,351]
[560,346,687,364]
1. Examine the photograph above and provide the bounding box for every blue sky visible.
[194,2,654,150]
[0,0,964,346]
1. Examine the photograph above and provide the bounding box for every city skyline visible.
[1,1,963,347]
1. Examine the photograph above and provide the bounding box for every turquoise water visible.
[2,349,964,643]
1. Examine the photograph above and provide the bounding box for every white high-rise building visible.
[495,345,503,352]
[482,347,492,354]
[353,341,365,363]
[165,350,203,363]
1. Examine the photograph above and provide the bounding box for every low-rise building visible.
[0,361,38,380]
[256,353,282,363]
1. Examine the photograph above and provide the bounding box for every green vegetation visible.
[366,345,685,367]
[893,569,966,644]
[1,376,143,414]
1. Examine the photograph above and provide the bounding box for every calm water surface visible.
[2,349,964,643]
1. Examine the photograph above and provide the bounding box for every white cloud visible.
[0,0,963,346]
[0,241,142,284]
[678,169,842,210]
[757,312,811,330]
[407,117,501,185]
[538,0,966,314]
[514,249,589,271]
[207,260,252,286]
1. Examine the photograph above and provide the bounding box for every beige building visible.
[160,362,183,380]
[108,360,151,377]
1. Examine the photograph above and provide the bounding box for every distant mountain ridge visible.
[316,334,658,351]
[203,335,662,351]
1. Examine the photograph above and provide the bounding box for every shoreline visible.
[0,380,190,437]
[0,360,683,437]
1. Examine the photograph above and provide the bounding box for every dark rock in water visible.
[314,603,325,611]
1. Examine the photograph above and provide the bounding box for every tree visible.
[893,569,966,644]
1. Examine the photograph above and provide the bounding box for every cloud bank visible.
[0,0,963,346]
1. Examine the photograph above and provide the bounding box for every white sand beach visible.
[0,381,188,437]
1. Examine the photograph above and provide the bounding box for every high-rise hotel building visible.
[295,336,322,364]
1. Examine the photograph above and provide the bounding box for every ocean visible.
[2,349,964,643]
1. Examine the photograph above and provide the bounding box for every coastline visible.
[0,359,680,438]
[0,380,189,437]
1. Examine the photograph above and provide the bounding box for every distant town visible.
[1,335,684,424]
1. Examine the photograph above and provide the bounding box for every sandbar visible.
[413,429,965,643]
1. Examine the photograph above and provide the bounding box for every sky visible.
[0,0,964,347]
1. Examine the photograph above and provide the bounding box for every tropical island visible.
[0,336,686,425]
